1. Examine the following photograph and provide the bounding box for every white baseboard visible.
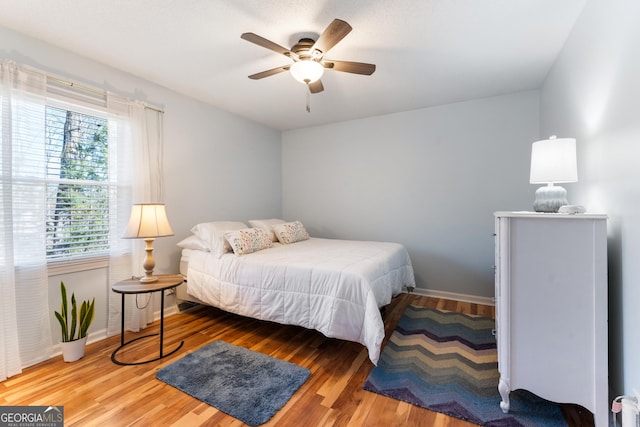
[409,287,495,306]
[87,329,108,345]
[163,304,180,318]
[77,305,181,350]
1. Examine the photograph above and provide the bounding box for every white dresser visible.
[494,212,608,427]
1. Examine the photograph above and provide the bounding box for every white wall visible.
[1,25,282,346]
[282,91,540,298]
[540,0,640,401]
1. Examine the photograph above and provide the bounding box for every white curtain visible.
[107,103,165,335]
[0,60,165,379]
[0,61,53,380]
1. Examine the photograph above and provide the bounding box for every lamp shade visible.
[290,60,324,84]
[529,137,578,184]
[122,204,174,238]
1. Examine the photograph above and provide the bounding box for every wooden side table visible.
[111,274,185,365]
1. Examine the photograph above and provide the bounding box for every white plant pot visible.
[60,336,88,362]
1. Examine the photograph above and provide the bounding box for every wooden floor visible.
[0,294,593,426]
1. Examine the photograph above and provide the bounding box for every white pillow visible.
[176,235,209,252]
[224,227,273,255]
[248,218,286,242]
[190,221,248,257]
[273,220,310,244]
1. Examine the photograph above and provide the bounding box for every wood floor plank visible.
[0,293,591,426]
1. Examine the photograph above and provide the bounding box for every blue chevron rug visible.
[363,305,569,427]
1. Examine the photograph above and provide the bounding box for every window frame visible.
[44,97,113,275]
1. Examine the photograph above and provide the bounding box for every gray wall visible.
[0,25,282,346]
[540,0,639,401]
[282,91,540,298]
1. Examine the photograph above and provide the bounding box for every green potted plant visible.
[54,281,95,362]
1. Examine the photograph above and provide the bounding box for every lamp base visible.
[533,184,568,213]
[139,238,158,283]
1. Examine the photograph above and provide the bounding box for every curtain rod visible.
[46,75,165,114]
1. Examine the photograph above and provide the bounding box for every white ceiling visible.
[0,0,586,131]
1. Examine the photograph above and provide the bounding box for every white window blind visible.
[44,105,110,261]
[5,72,137,270]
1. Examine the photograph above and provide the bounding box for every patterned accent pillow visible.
[248,218,286,242]
[272,221,310,244]
[224,227,273,255]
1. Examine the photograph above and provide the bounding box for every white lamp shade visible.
[529,137,578,184]
[290,60,324,83]
[123,204,174,238]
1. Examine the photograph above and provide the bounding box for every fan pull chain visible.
[306,86,311,113]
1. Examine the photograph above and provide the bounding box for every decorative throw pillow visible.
[190,221,248,257]
[176,235,210,252]
[224,227,273,255]
[248,218,286,242]
[272,221,310,244]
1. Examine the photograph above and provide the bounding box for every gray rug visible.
[156,340,310,426]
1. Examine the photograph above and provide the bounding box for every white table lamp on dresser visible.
[529,136,578,213]
[494,211,608,427]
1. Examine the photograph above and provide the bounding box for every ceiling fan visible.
[241,19,376,94]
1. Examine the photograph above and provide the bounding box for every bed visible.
[176,219,416,364]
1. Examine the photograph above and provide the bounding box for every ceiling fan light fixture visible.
[242,19,375,95]
[290,60,324,84]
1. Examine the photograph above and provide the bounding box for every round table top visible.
[111,274,184,294]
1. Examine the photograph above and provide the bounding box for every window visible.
[44,105,110,261]
[2,65,156,276]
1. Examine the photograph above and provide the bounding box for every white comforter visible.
[186,237,415,364]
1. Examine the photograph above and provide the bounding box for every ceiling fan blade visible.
[311,19,352,57]
[241,32,292,57]
[308,79,324,93]
[248,65,291,80]
[324,60,376,75]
